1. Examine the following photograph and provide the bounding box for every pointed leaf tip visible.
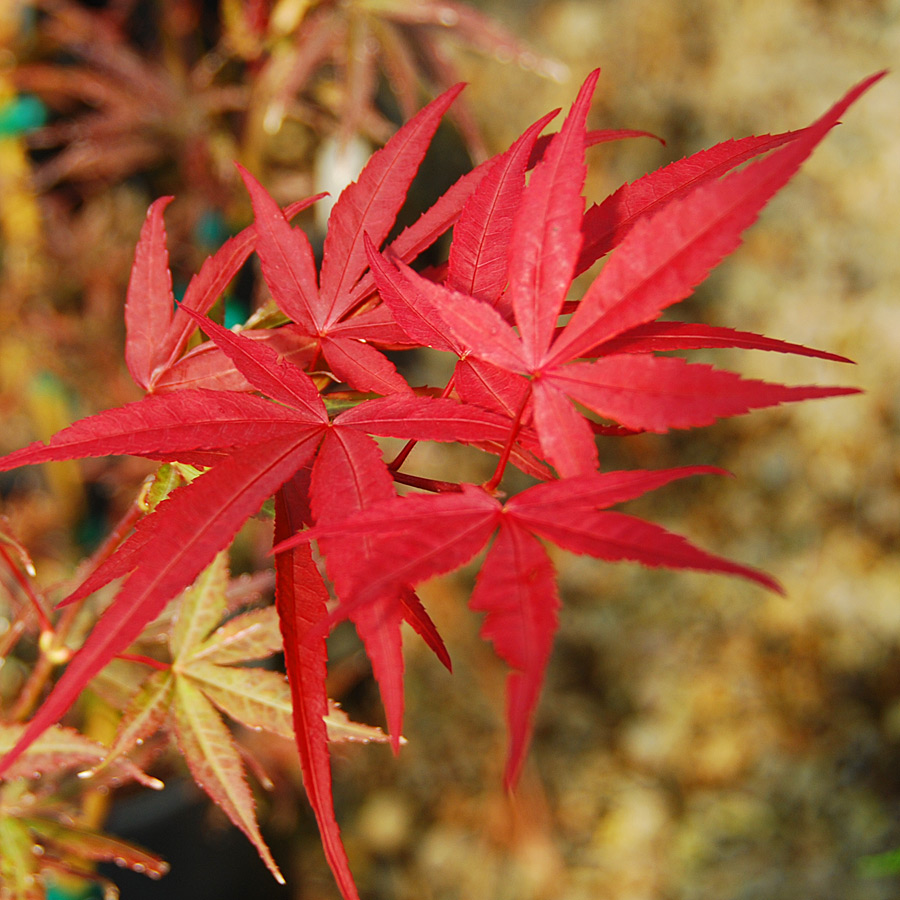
[126,195,177,389]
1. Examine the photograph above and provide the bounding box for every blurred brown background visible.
[1,1,899,899]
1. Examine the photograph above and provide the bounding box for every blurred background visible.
[0,1,898,898]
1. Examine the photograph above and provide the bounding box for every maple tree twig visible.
[0,609,28,662]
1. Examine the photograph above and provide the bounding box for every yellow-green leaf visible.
[190,606,284,665]
[325,701,395,745]
[103,670,174,771]
[0,817,41,900]
[183,662,293,739]
[171,552,230,663]
[0,724,160,789]
[171,678,284,883]
[139,462,185,513]
[23,817,169,879]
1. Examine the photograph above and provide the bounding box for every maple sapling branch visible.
[0,609,28,661]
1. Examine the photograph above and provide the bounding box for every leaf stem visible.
[116,653,170,671]
[8,648,57,722]
[484,385,532,493]
[388,374,457,472]
[391,471,463,493]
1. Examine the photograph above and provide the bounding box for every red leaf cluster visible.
[0,69,881,898]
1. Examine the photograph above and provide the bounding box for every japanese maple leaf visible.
[0,309,511,899]
[124,193,326,393]
[369,70,879,477]
[124,84,469,395]
[236,84,654,400]
[276,466,781,788]
[125,81,653,398]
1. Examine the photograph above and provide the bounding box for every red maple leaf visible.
[0,69,881,900]
[368,71,876,479]
[275,466,783,787]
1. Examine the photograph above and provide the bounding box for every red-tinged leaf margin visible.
[171,677,284,883]
[23,818,170,880]
[274,473,361,900]
[0,723,161,790]
[99,670,174,773]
